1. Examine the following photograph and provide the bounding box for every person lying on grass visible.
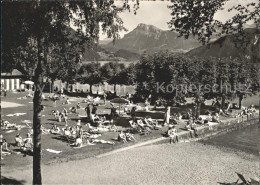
[63,126,72,137]
[212,112,220,123]
[41,126,50,134]
[109,121,118,132]
[125,130,136,142]
[22,133,33,152]
[118,131,127,143]
[1,120,22,130]
[88,138,115,145]
[86,123,117,133]
[50,124,61,134]
[70,136,83,147]
[71,137,115,147]
[70,106,77,113]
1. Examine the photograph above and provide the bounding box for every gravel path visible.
[3,142,259,185]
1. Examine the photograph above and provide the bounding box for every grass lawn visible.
[1,91,259,171]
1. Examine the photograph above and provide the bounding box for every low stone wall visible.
[156,113,259,144]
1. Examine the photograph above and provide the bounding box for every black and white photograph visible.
[1,0,259,184]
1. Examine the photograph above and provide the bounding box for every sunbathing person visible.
[70,136,83,147]
[15,133,23,147]
[76,102,81,109]
[143,118,153,129]
[1,120,22,130]
[41,126,50,134]
[190,122,198,137]
[109,122,118,132]
[196,117,204,125]
[167,126,178,144]
[50,124,61,134]
[22,133,33,152]
[83,132,101,139]
[86,123,110,134]
[65,98,71,105]
[125,131,136,142]
[118,131,127,143]
[219,108,230,116]
[63,126,72,137]
[89,138,115,145]
[70,106,77,113]
[1,139,11,157]
[137,120,146,128]
[212,113,220,123]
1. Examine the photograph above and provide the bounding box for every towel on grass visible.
[22,120,32,123]
[46,149,62,154]
[5,130,16,133]
[7,113,27,117]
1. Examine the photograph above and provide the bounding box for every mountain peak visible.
[136,23,161,32]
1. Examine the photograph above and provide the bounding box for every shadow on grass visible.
[1,176,26,185]
[12,148,33,157]
[51,135,71,144]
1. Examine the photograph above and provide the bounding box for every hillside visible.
[187,28,259,63]
[105,23,202,54]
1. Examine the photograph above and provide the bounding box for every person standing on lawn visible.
[92,105,97,115]
[85,104,91,122]
[103,91,107,105]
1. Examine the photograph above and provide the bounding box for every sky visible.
[99,0,257,40]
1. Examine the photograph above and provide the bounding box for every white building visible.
[1,69,24,91]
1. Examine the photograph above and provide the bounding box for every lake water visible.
[83,60,138,67]
[201,123,260,155]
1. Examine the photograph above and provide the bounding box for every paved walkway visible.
[2,142,259,185]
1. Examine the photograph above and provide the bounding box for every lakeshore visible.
[1,91,259,184]
[2,141,259,185]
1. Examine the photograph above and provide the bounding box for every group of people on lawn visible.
[2,91,258,157]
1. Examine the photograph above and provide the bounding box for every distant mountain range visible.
[104,23,202,54]
[82,23,259,62]
[187,28,259,63]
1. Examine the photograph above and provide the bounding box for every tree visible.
[168,0,260,44]
[100,62,126,96]
[2,1,137,184]
[119,63,136,86]
[78,62,102,95]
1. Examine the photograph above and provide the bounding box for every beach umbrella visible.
[24,81,34,94]
[110,98,129,114]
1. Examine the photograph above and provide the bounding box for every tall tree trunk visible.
[238,94,243,109]
[114,84,116,96]
[51,79,54,94]
[33,37,43,185]
[90,84,93,95]
[221,95,226,109]
[196,102,201,119]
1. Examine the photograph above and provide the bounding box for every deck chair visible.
[129,120,139,134]
[236,172,250,185]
